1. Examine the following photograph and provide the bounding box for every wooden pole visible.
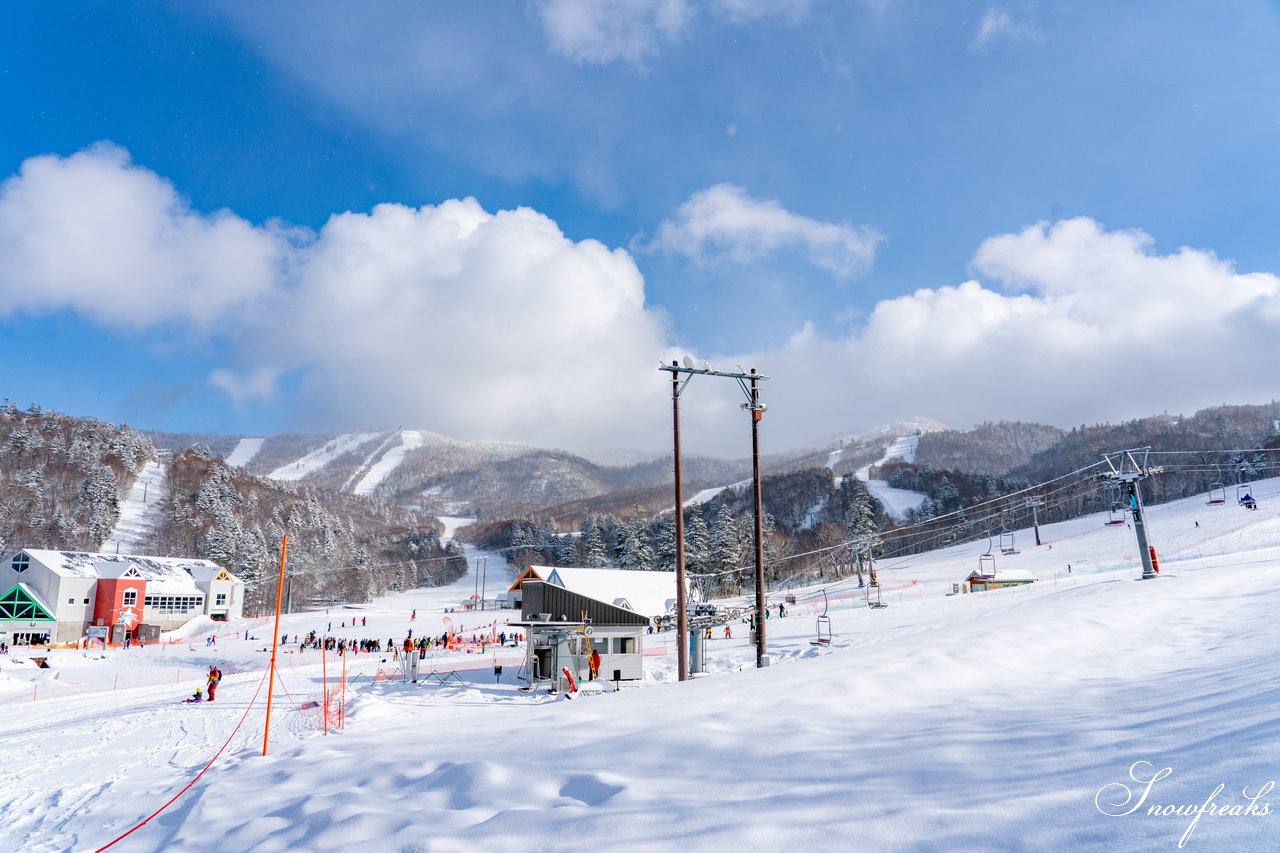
[262,535,288,756]
[671,362,689,682]
[750,370,766,669]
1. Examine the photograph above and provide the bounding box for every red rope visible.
[93,667,271,852]
[271,668,305,713]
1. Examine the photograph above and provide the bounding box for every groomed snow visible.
[224,438,265,468]
[268,433,382,482]
[4,482,1279,851]
[857,431,927,520]
[104,457,167,554]
[353,429,425,496]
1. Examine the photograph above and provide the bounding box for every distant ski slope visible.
[224,437,264,468]
[855,430,928,521]
[268,432,382,481]
[104,457,167,553]
[354,429,425,496]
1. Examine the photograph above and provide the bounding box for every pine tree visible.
[709,505,743,594]
[685,509,710,575]
[581,514,608,567]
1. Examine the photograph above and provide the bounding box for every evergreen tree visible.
[685,509,710,575]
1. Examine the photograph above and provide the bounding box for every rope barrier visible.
[93,666,271,853]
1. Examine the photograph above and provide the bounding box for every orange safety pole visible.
[341,651,348,730]
[322,641,328,737]
[262,535,289,756]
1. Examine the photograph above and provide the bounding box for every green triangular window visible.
[0,585,55,621]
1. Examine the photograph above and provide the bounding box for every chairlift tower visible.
[1099,448,1164,580]
[1025,497,1044,546]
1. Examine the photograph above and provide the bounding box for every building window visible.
[11,554,29,573]
[142,594,205,614]
[613,637,636,655]
[215,593,227,606]
[83,598,90,604]
[122,590,137,606]
[68,598,75,605]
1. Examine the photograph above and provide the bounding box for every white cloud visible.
[209,366,282,407]
[708,217,1280,449]
[533,0,857,65]
[6,146,1279,454]
[0,146,677,450]
[0,143,287,328]
[535,0,692,65]
[269,199,676,448]
[970,8,1045,51]
[650,183,883,278]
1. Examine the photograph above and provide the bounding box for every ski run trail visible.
[269,433,382,482]
[224,438,265,469]
[856,430,928,520]
[4,481,1280,851]
[353,429,424,497]
[104,456,168,555]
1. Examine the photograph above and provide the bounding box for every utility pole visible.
[1025,497,1044,546]
[1100,448,1164,580]
[660,358,770,679]
[747,369,767,670]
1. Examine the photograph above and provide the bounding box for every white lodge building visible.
[0,549,244,646]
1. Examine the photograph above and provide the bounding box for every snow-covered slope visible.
[7,480,1280,851]
[104,457,167,553]
[856,428,928,520]
[268,432,382,481]
[352,429,425,496]
[224,437,264,468]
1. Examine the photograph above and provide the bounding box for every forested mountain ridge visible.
[149,427,752,519]
[0,402,151,555]
[149,448,463,613]
[14,400,1280,607]
[3,406,463,613]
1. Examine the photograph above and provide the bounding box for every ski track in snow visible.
[105,458,167,553]
[268,432,382,482]
[224,437,264,468]
[9,481,1280,851]
[353,429,424,496]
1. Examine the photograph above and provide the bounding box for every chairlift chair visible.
[1237,484,1257,510]
[999,531,1019,556]
[1206,483,1226,505]
[865,570,888,609]
[810,588,832,646]
[977,553,995,577]
[1101,483,1126,525]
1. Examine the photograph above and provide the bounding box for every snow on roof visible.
[537,566,689,618]
[967,567,1037,582]
[16,550,235,589]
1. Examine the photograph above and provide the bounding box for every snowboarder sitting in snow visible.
[185,687,203,703]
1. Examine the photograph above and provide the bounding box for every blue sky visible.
[3,1,1280,453]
